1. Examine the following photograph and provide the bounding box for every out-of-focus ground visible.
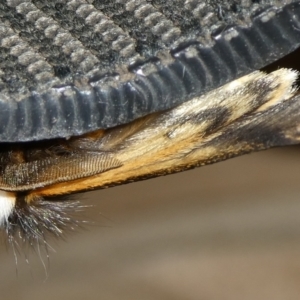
[1,146,300,300]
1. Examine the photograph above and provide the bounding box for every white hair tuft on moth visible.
[0,191,16,226]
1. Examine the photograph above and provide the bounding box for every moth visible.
[1,68,300,248]
[1,1,300,249]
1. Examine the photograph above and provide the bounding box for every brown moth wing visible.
[0,152,122,191]
[19,69,298,199]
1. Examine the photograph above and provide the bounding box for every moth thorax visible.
[0,191,16,226]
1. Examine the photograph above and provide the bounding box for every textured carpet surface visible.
[1,1,299,141]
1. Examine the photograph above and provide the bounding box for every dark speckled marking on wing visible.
[1,1,300,141]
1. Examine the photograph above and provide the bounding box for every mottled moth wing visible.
[0,150,122,191]
[29,69,299,198]
[0,68,299,247]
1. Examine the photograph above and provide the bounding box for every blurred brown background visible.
[1,146,300,299]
